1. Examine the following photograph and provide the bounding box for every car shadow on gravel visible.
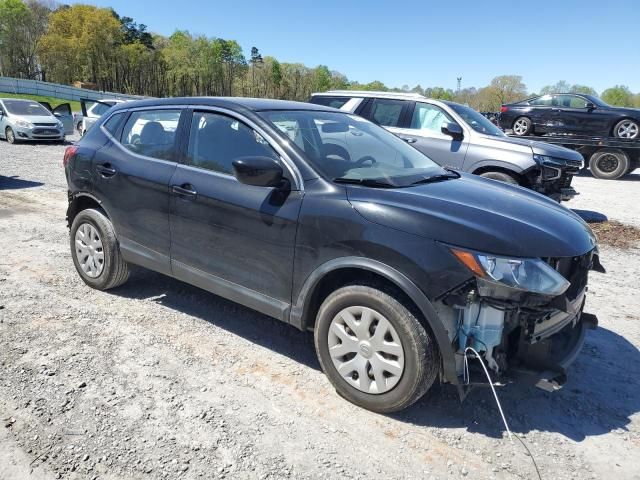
[396,326,640,442]
[0,175,44,190]
[112,267,320,370]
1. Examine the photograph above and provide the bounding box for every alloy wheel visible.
[513,118,530,135]
[328,306,405,394]
[6,128,15,144]
[74,223,105,278]
[616,120,639,139]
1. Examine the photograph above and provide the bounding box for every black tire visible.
[613,119,639,139]
[314,284,440,413]
[589,149,629,180]
[76,122,83,134]
[512,116,533,136]
[478,170,520,185]
[70,208,129,290]
[5,127,16,144]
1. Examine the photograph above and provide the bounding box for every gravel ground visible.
[1,136,639,480]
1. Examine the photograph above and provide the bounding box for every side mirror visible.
[585,102,596,110]
[232,156,284,188]
[441,121,463,140]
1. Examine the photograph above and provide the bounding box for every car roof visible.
[311,90,428,101]
[110,96,339,113]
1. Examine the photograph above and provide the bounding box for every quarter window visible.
[366,99,404,127]
[410,103,453,133]
[103,112,125,136]
[120,109,181,160]
[186,111,278,175]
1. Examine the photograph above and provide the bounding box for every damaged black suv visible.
[64,97,603,413]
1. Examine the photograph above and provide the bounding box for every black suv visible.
[64,97,602,412]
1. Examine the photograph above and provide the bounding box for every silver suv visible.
[310,91,584,201]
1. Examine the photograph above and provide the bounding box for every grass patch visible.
[0,92,81,112]
[589,220,640,249]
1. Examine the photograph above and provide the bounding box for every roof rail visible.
[311,90,427,100]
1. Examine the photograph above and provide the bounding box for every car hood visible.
[11,114,58,124]
[347,173,596,258]
[479,134,583,161]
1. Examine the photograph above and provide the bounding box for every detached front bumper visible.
[529,157,583,202]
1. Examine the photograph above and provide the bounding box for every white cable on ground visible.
[464,346,542,480]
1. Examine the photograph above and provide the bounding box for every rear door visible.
[168,108,303,318]
[91,107,185,274]
[394,101,469,170]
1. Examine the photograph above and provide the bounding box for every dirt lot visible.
[1,137,639,480]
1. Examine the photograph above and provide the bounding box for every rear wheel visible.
[479,170,519,185]
[512,116,533,136]
[70,208,129,290]
[314,284,439,413]
[613,119,639,139]
[5,127,16,144]
[589,149,629,179]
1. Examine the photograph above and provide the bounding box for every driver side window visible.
[410,103,453,133]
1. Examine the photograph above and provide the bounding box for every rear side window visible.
[91,102,113,116]
[103,112,125,136]
[410,103,453,132]
[529,95,552,106]
[186,111,278,175]
[120,109,181,160]
[366,99,404,127]
[310,96,351,109]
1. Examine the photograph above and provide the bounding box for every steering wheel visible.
[354,155,377,167]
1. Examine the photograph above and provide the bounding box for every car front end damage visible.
[524,155,584,202]
[435,246,604,395]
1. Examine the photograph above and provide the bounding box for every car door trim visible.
[171,259,291,322]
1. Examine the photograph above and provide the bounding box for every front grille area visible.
[558,173,573,188]
[546,250,592,300]
[33,123,57,127]
[32,128,60,135]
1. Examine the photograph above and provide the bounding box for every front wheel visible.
[314,285,439,413]
[479,170,520,185]
[613,119,639,139]
[512,116,533,136]
[70,208,129,290]
[5,127,16,144]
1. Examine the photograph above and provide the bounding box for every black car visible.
[64,97,602,412]
[499,93,640,139]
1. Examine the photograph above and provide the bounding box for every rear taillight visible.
[63,145,78,167]
[500,106,508,113]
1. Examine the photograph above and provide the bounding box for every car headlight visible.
[57,121,63,128]
[451,247,570,296]
[15,119,33,128]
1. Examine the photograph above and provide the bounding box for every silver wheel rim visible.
[513,118,529,135]
[6,129,14,142]
[328,306,405,394]
[616,121,639,139]
[74,223,105,278]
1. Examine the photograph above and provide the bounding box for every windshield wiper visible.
[332,177,397,188]
[408,170,460,186]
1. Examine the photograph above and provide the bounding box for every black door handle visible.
[171,184,197,198]
[96,163,117,177]
[400,136,417,144]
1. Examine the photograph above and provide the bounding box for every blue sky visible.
[78,0,640,94]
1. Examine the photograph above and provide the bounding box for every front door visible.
[53,103,74,135]
[91,107,184,274]
[169,109,302,318]
[552,94,610,135]
[394,101,469,170]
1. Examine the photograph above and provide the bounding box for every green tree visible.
[601,85,634,106]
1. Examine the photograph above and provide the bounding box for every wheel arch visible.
[611,116,640,136]
[290,257,459,384]
[66,192,111,228]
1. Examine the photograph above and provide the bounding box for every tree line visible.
[1,0,639,111]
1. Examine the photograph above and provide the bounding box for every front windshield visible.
[2,100,51,116]
[448,103,505,137]
[259,110,447,186]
